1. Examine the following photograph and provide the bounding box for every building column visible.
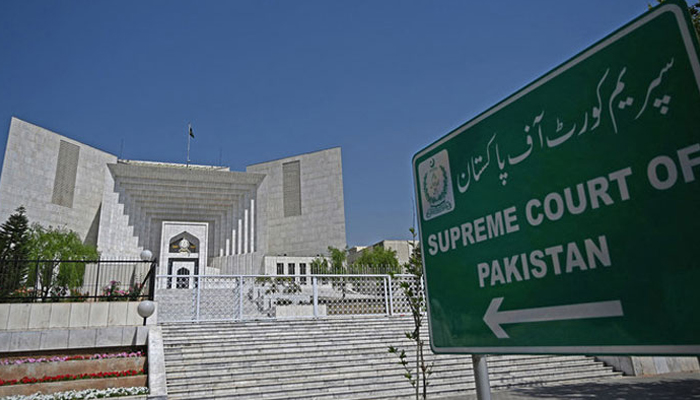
[244,209,249,254]
[237,219,242,254]
[250,198,255,253]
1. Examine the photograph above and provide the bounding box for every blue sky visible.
[0,1,654,247]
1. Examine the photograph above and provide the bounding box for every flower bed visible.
[0,386,148,400]
[0,369,145,387]
[0,371,147,398]
[1,351,144,366]
[0,350,148,397]
[0,353,146,382]
[101,281,143,302]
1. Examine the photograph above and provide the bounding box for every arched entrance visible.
[160,221,208,289]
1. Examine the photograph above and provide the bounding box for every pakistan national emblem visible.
[418,149,455,221]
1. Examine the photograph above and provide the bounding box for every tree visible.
[690,2,700,35]
[27,224,99,300]
[0,206,31,297]
[310,246,354,298]
[388,228,432,400]
[310,256,330,275]
[311,246,347,275]
[310,246,347,274]
[326,246,352,298]
[328,246,347,273]
[351,246,400,274]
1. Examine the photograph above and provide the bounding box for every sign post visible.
[472,354,491,400]
[413,1,700,356]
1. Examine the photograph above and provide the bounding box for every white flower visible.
[0,387,148,400]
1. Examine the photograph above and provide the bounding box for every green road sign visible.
[413,1,700,355]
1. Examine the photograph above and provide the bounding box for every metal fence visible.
[0,259,157,303]
[155,274,422,323]
[309,264,405,275]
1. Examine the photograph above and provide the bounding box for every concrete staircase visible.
[161,316,621,399]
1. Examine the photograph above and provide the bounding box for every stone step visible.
[365,372,622,400]
[166,357,608,385]
[163,351,593,373]
[170,357,611,383]
[163,346,571,368]
[162,319,414,331]
[163,330,423,348]
[166,369,619,400]
[161,317,621,400]
[162,319,414,330]
[161,317,415,332]
[165,357,616,395]
[161,316,414,330]
[163,328,416,344]
[165,354,587,375]
[161,323,417,341]
[165,353,591,375]
[166,374,467,398]
[164,339,434,360]
[166,354,592,373]
[164,329,421,347]
[164,339,423,358]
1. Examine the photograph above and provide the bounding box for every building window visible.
[283,160,301,217]
[176,267,189,289]
[277,263,284,275]
[288,263,295,275]
[51,140,80,208]
[300,263,307,284]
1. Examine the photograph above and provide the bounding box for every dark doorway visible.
[167,258,199,289]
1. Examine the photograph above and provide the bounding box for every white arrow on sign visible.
[484,297,624,339]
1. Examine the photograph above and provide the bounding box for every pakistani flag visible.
[189,126,195,138]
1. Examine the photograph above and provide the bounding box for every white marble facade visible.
[0,117,347,274]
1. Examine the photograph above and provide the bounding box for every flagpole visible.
[187,123,191,167]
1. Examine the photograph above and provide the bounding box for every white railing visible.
[155,274,422,323]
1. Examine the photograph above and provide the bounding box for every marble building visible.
[0,117,347,276]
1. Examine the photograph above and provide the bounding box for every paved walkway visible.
[445,372,700,400]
